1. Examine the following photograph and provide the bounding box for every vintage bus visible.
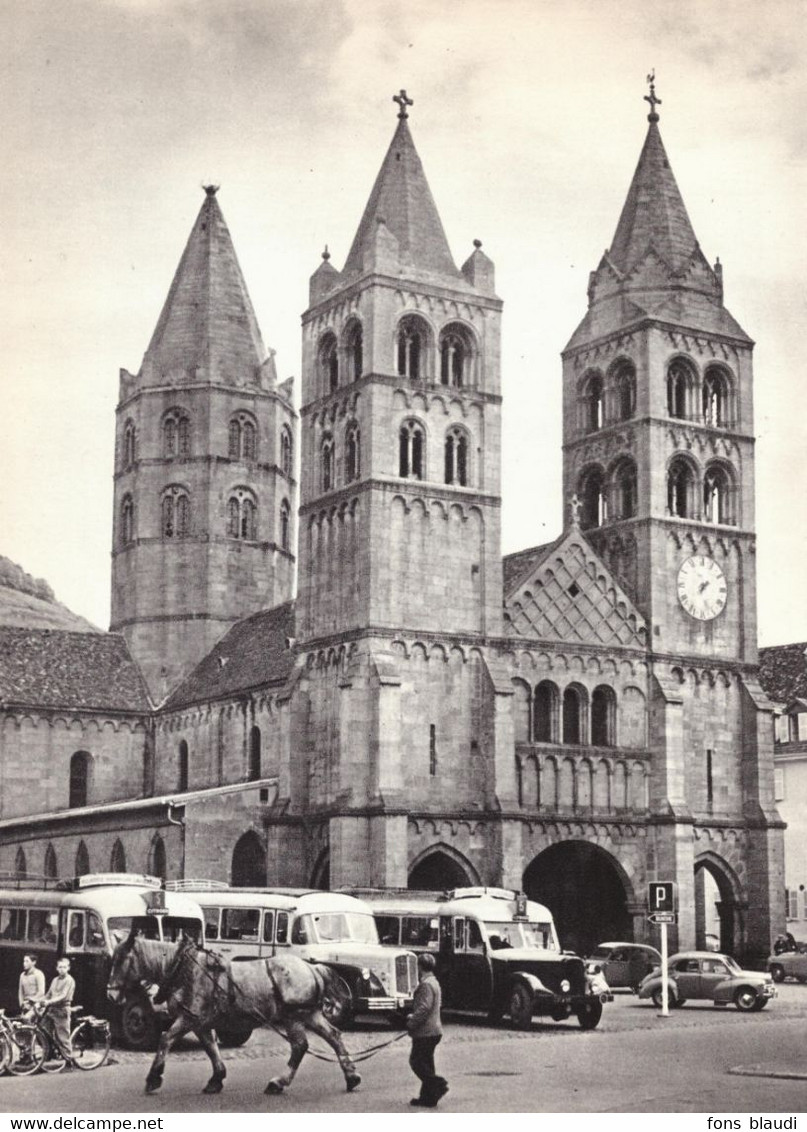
[0,873,204,1049]
[351,886,613,1030]
[166,882,419,1028]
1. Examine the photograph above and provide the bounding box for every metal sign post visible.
[648,882,677,1019]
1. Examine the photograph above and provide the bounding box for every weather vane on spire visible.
[393,89,413,119]
[644,70,661,122]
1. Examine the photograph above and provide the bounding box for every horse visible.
[107,935,361,1096]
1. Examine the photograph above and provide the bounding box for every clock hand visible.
[698,580,710,593]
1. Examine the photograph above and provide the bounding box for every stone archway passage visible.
[523,841,630,956]
[694,858,738,955]
[408,850,473,891]
[231,831,267,887]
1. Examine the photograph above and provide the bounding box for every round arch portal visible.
[231,831,267,888]
[694,853,742,954]
[408,846,478,891]
[523,841,631,955]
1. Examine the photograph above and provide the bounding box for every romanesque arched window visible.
[162,486,191,538]
[399,420,425,480]
[280,499,291,551]
[444,427,468,486]
[318,332,338,394]
[582,372,604,433]
[44,844,58,880]
[562,686,586,745]
[667,456,697,519]
[249,726,261,781]
[15,847,27,879]
[321,434,334,492]
[702,366,732,427]
[123,420,136,469]
[280,426,293,477]
[69,751,91,808]
[110,839,126,873]
[578,467,607,529]
[612,360,636,421]
[121,494,134,546]
[591,686,616,746]
[397,315,431,381]
[227,488,257,540]
[75,841,90,877]
[163,409,191,458]
[228,413,258,460]
[178,740,189,792]
[439,323,473,388]
[345,320,363,381]
[345,423,361,483]
[148,835,167,880]
[533,681,559,743]
[612,458,637,520]
[667,359,695,420]
[703,463,736,525]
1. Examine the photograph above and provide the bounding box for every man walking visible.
[406,953,448,1107]
[38,956,75,1063]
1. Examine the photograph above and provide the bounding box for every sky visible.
[1,0,805,647]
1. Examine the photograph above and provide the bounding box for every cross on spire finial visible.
[644,70,661,123]
[393,89,413,119]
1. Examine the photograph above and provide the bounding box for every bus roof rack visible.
[0,873,64,891]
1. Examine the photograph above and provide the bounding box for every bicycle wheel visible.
[8,1025,46,1076]
[70,1021,110,1071]
[0,1031,12,1075]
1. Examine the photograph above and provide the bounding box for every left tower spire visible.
[111,189,297,700]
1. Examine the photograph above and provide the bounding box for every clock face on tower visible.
[677,555,728,621]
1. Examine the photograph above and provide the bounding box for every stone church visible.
[0,88,784,960]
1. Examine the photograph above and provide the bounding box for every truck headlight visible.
[361,968,371,980]
[560,979,571,993]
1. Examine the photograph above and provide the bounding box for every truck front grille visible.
[395,953,418,995]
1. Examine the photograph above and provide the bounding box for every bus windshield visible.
[294,912,378,945]
[485,921,557,951]
[108,916,203,946]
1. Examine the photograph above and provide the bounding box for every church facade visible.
[0,88,784,960]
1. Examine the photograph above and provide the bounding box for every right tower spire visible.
[561,81,758,664]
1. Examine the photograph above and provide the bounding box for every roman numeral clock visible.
[677,555,728,622]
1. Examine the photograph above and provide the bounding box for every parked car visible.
[586,942,661,991]
[768,947,807,984]
[638,951,776,1011]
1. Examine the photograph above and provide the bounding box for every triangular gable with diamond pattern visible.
[504,532,647,648]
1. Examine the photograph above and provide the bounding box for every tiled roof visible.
[503,538,560,593]
[0,627,150,712]
[758,643,807,705]
[163,602,296,710]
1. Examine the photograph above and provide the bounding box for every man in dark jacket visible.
[406,953,448,1107]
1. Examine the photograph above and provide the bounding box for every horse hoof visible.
[346,1073,362,1092]
[265,1080,285,1095]
[202,1081,223,1095]
[144,1081,162,1095]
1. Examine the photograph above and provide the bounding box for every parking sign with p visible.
[649,881,676,913]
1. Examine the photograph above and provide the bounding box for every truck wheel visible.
[121,996,159,1051]
[508,984,533,1030]
[576,1000,603,1030]
[322,975,354,1029]
[770,964,785,983]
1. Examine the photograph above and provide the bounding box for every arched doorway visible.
[408,846,477,891]
[310,850,330,891]
[231,831,266,887]
[695,854,740,954]
[523,841,631,955]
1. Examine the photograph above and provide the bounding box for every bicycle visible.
[0,1003,111,1074]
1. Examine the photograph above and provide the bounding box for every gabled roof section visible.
[609,122,699,275]
[341,117,463,286]
[142,188,267,386]
[759,643,807,706]
[163,602,296,711]
[0,627,151,712]
[504,528,647,649]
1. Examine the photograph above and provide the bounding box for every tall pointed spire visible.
[142,187,267,385]
[341,93,461,284]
